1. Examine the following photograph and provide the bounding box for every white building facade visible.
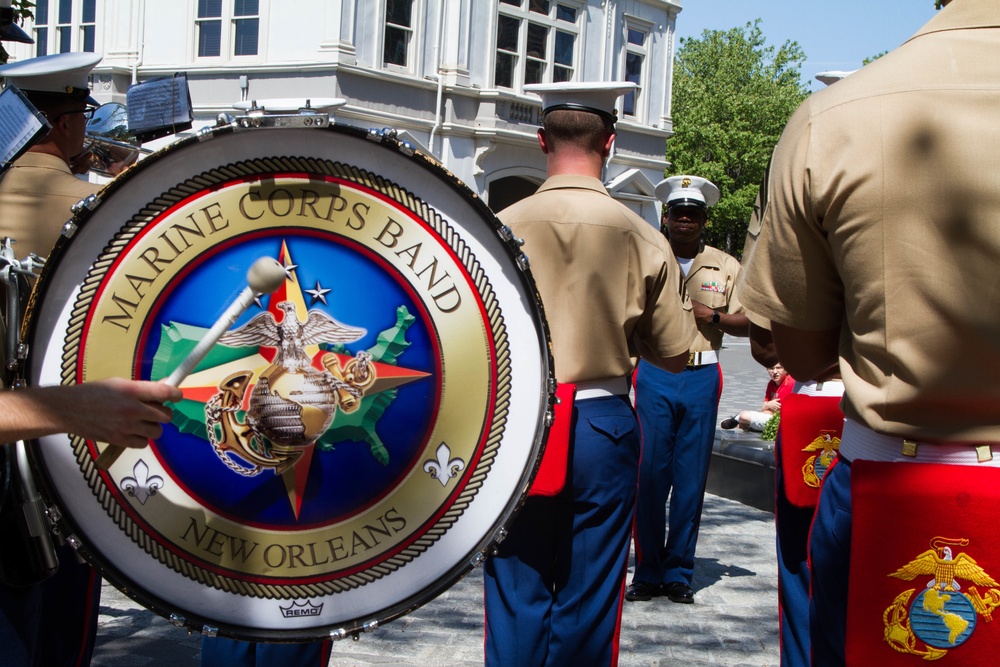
[9,0,683,222]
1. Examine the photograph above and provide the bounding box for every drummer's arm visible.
[0,379,182,447]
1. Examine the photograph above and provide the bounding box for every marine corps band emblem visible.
[882,537,1000,660]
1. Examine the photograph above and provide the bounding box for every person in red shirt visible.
[721,362,793,431]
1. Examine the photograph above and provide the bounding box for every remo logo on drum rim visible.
[24,124,552,641]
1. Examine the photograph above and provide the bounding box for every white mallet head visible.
[247,257,287,295]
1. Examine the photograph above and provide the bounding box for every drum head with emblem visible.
[24,122,552,641]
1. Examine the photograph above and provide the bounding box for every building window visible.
[623,26,647,118]
[383,0,414,68]
[32,0,97,56]
[234,0,259,56]
[196,0,222,57]
[495,0,580,90]
[33,0,49,56]
[57,0,71,53]
[197,0,259,59]
[81,0,96,53]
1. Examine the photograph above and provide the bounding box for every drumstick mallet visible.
[95,257,287,471]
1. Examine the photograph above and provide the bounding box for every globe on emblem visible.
[248,364,338,447]
[910,588,977,649]
[814,451,836,480]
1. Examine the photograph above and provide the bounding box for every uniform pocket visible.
[587,415,636,444]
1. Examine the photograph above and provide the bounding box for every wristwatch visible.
[710,310,721,325]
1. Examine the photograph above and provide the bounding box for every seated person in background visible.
[720,362,793,431]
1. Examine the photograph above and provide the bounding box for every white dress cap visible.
[0,51,102,104]
[655,175,721,209]
[524,81,637,123]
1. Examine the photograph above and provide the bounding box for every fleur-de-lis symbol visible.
[423,442,465,487]
[120,459,165,505]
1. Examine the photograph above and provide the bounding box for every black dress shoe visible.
[720,416,739,429]
[662,582,694,604]
[625,581,658,602]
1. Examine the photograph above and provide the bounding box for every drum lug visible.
[45,504,62,524]
[470,552,485,568]
[168,613,186,628]
[515,252,530,272]
[60,220,78,241]
[497,225,524,247]
[197,124,219,141]
[362,619,379,634]
[364,128,414,155]
[200,624,218,637]
[328,627,348,641]
[70,193,100,216]
[494,526,508,545]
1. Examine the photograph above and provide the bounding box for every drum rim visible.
[22,120,556,641]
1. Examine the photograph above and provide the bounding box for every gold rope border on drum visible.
[59,154,513,600]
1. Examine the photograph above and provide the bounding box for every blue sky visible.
[673,0,939,89]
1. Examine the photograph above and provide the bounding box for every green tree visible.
[863,51,888,65]
[1,0,35,64]
[667,21,809,256]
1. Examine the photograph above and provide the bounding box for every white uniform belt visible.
[686,350,718,367]
[792,380,845,397]
[840,419,1000,467]
[575,377,630,400]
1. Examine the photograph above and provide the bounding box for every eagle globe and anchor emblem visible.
[882,536,1000,660]
[205,299,377,477]
[801,429,840,489]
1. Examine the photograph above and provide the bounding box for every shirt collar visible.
[536,174,609,196]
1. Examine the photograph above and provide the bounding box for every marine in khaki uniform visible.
[0,51,102,262]
[483,82,696,667]
[0,50,106,667]
[738,1,1000,664]
[627,175,749,605]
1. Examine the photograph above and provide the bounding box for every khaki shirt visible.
[500,174,696,384]
[681,245,744,353]
[739,0,1000,442]
[0,152,99,261]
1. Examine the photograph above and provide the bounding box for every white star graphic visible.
[305,281,331,305]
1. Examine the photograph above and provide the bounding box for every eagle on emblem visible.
[889,540,999,592]
[219,301,366,368]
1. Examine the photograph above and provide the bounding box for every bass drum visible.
[23,119,553,641]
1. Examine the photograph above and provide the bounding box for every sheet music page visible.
[127,74,193,139]
[0,87,47,169]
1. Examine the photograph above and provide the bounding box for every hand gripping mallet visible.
[95,257,287,471]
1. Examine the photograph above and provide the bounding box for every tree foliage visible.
[1,0,35,64]
[667,21,809,257]
[862,51,888,66]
